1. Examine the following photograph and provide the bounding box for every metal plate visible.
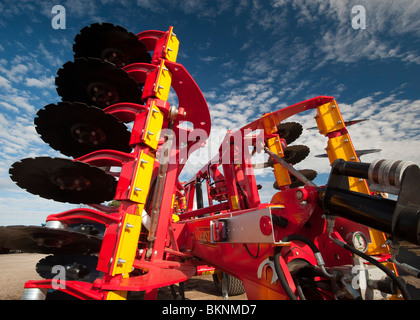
[73,22,151,67]
[9,157,117,204]
[209,207,286,244]
[56,57,143,109]
[35,102,132,158]
[0,226,101,254]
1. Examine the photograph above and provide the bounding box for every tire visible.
[212,272,245,296]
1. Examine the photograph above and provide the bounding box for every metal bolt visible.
[117,258,126,264]
[125,223,134,229]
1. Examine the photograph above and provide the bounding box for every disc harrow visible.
[35,102,132,158]
[9,157,117,204]
[56,58,143,109]
[2,23,420,301]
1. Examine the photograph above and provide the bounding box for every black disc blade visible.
[289,169,318,188]
[283,145,310,165]
[36,254,100,282]
[73,22,151,68]
[9,157,117,204]
[56,57,143,109]
[0,226,101,255]
[277,122,303,145]
[273,169,317,190]
[35,102,132,158]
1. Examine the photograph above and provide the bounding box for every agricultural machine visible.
[1,23,420,300]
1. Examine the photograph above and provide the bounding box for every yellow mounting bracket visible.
[111,213,143,277]
[262,114,291,187]
[163,26,179,62]
[143,101,164,150]
[315,100,345,135]
[153,60,173,101]
[129,151,155,204]
[326,133,369,194]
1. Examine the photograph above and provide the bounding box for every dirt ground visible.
[0,252,245,300]
[0,243,419,300]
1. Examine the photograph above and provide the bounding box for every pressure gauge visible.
[351,231,368,252]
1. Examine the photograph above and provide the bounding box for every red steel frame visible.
[23,27,394,300]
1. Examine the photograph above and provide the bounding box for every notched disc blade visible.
[56,57,143,109]
[0,226,101,254]
[73,22,151,67]
[35,102,132,158]
[36,254,100,282]
[9,157,117,204]
[277,122,303,145]
[273,169,317,190]
[283,145,310,165]
[289,169,318,188]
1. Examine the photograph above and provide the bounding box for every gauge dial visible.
[352,231,368,252]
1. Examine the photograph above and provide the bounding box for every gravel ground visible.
[0,244,419,300]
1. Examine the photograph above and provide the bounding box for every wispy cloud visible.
[25,76,54,88]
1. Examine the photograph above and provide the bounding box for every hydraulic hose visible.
[273,247,298,300]
[272,234,330,300]
[328,235,412,300]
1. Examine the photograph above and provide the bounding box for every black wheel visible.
[212,272,245,296]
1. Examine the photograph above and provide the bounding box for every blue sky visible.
[0,0,420,226]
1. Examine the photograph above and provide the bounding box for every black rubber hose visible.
[281,234,320,253]
[272,234,323,300]
[331,237,412,300]
[273,247,298,300]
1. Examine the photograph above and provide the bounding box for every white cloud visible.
[2,95,35,113]
[0,101,19,113]
[25,76,54,88]
[221,78,240,87]
[0,75,12,90]
[8,63,29,82]
[200,56,218,63]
